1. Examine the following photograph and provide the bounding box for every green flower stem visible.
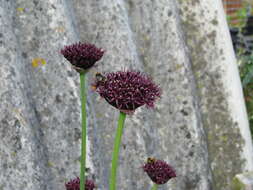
[109,111,127,190]
[151,183,158,190]
[80,73,87,190]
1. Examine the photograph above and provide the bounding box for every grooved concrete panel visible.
[0,0,252,190]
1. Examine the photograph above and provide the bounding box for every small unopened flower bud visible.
[65,177,96,190]
[142,158,176,185]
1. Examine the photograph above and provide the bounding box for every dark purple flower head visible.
[65,177,96,190]
[93,71,161,114]
[60,42,104,73]
[142,158,176,185]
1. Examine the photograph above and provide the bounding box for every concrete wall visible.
[0,0,252,189]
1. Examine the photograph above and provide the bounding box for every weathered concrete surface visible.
[232,172,253,190]
[177,0,253,189]
[0,0,252,190]
[0,0,93,189]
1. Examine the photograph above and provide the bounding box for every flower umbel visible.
[142,158,176,185]
[65,177,96,190]
[60,42,104,73]
[93,71,161,114]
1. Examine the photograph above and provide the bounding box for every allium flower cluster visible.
[65,177,96,190]
[60,42,104,72]
[142,158,176,185]
[93,71,161,114]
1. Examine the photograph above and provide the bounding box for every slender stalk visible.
[109,112,127,190]
[80,73,87,190]
[151,183,158,190]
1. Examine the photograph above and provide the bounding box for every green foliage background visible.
[227,3,253,136]
[239,54,253,135]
